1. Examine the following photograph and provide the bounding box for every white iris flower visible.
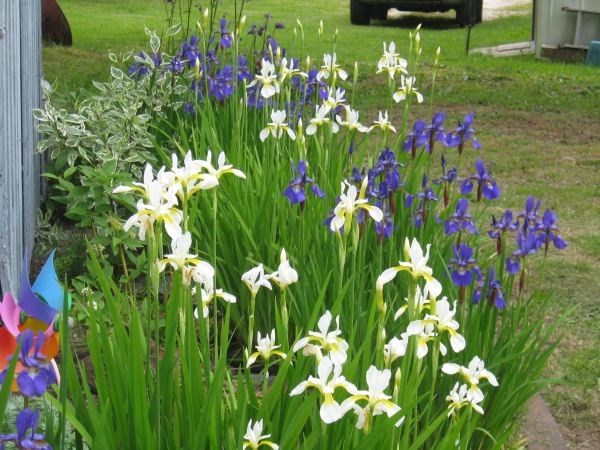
[406,298,466,354]
[392,75,423,104]
[376,237,442,298]
[293,310,349,365]
[317,53,348,81]
[243,419,279,450]
[260,110,297,141]
[376,41,408,80]
[246,329,287,367]
[290,356,357,424]
[342,366,403,431]
[268,248,298,290]
[442,356,498,402]
[330,177,383,234]
[241,263,273,297]
[247,59,280,99]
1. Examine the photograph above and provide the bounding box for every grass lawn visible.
[43,0,600,447]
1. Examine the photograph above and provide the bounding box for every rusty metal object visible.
[41,0,72,46]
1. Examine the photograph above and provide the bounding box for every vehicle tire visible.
[372,6,388,21]
[350,0,371,25]
[456,0,473,27]
[474,0,483,23]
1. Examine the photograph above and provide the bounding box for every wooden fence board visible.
[0,1,41,295]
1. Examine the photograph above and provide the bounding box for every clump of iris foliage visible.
[20,4,570,449]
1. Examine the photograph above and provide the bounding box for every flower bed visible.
[1,7,568,449]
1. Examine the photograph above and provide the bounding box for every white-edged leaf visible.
[150,34,160,54]
[111,66,124,80]
[166,23,182,37]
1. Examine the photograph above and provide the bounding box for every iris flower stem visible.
[145,226,155,390]
[386,77,395,121]
[118,244,130,287]
[212,190,219,363]
[407,280,417,322]
[248,292,257,352]
[350,224,359,324]
[429,48,439,117]
[280,289,289,352]
[182,191,189,233]
[412,356,423,441]
[145,222,162,450]
[262,360,271,400]
[155,225,162,450]
[336,232,347,312]
[376,298,386,368]
[428,339,441,414]
[399,99,411,154]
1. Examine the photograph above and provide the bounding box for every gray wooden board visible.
[0,1,41,295]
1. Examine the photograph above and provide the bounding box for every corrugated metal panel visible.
[535,0,600,57]
[21,0,42,256]
[0,1,41,295]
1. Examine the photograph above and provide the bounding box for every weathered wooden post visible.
[0,1,42,294]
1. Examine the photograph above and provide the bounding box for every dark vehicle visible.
[350,0,483,27]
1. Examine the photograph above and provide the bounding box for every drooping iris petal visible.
[451,269,472,286]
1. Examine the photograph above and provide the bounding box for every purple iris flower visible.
[218,18,233,49]
[169,56,185,73]
[236,55,253,83]
[350,166,366,186]
[444,198,478,236]
[282,160,325,209]
[375,207,395,243]
[0,330,57,397]
[128,51,161,79]
[472,266,484,304]
[460,159,500,201]
[488,209,518,254]
[182,102,196,116]
[348,141,355,156]
[406,175,439,227]
[449,243,478,286]
[488,210,518,240]
[266,38,281,58]
[505,232,540,275]
[298,69,328,103]
[425,112,446,154]
[246,87,266,109]
[403,119,428,159]
[0,408,52,449]
[517,196,542,234]
[375,148,403,193]
[486,268,506,309]
[445,112,481,154]
[275,22,285,30]
[205,48,220,67]
[433,154,457,207]
[181,35,201,66]
[191,78,205,102]
[535,209,568,255]
[208,65,236,101]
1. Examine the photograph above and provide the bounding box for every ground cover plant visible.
[7,0,598,448]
